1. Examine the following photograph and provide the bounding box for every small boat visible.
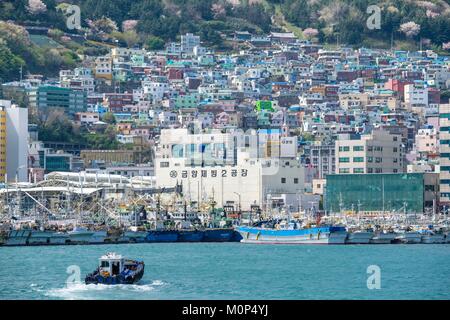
[85,252,145,285]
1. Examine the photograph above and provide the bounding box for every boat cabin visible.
[99,253,124,276]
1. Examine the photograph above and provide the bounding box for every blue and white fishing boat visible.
[236,220,347,244]
[85,252,145,285]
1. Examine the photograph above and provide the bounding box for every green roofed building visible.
[325,173,438,214]
[255,100,274,112]
[28,86,87,116]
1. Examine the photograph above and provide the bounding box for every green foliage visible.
[145,36,165,51]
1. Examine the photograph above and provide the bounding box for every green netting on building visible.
[325,173,424,213]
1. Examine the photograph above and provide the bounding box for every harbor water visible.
[0,243,449,300]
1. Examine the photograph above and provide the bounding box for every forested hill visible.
[1,0,450,82]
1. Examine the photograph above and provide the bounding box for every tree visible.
[27,0,47,15]
[399,21,421,38]
[102,112,116,125]
[145,36,165,50]
[303,28,319,40]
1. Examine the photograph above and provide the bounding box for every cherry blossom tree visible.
[303,28,319,40]
[399,21,421,38]
[122,20,138,32]
[27,0,47,15]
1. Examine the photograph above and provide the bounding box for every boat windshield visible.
[100,261,109,268]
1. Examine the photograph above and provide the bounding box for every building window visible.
[294,178,298,184]
[281,177,286,183]
[160,162,169,168]
[353,146,364,151]
[339,168,350,174]
[339,157,350,163]
[353,168,364,173]
[353,157,364,162]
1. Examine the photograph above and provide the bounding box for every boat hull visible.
[146,230,178,242]
[396,232,422,244]
[236,226,347,244]
[345,232,373,244]
[178,230,204,242]
[421,234,446,244]
[85,262,145,285]
[4,230,31,246]
[203,228,235,242]
[370,233,397,244]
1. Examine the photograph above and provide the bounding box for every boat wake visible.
[30,280,165,300]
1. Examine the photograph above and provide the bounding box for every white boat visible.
[89,231,108,244]
[421,232,446,244]
[68,227,95,244]
[345,231,373,244]
[236,225,348,244]
[4,230,31,246]
[370,231,397,244]
[396,231,422,244]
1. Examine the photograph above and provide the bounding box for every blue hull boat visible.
[178,230,204,242]
[146,230,178,242]
[203,228,234,242]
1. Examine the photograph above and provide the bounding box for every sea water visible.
[0,243,449,300]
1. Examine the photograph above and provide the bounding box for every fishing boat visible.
[345,230,373,244]
[48,232,69,245]
[85,252,144,285]
[370,231,397,244]
[4,229,31,246]
[67,227,95,244]
[178,230,204,242]
[236,221,347,244]
[146,230,178,242]
[89,230,108,244]
[123,229,148,243]
[203,228,235,242]
[28,230,54,245]
[420,230,446,244]
[395,231,422,244]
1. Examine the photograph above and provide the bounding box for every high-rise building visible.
[335,128,405,174]
[1,101,29,182]
[439,104,450,205]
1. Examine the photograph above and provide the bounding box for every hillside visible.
[1,0,450,82]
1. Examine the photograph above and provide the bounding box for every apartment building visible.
[0,106,6,182]
[335,129,405,174]
[439,104,450,205]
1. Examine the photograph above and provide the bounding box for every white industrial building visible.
[154,128,305,211]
